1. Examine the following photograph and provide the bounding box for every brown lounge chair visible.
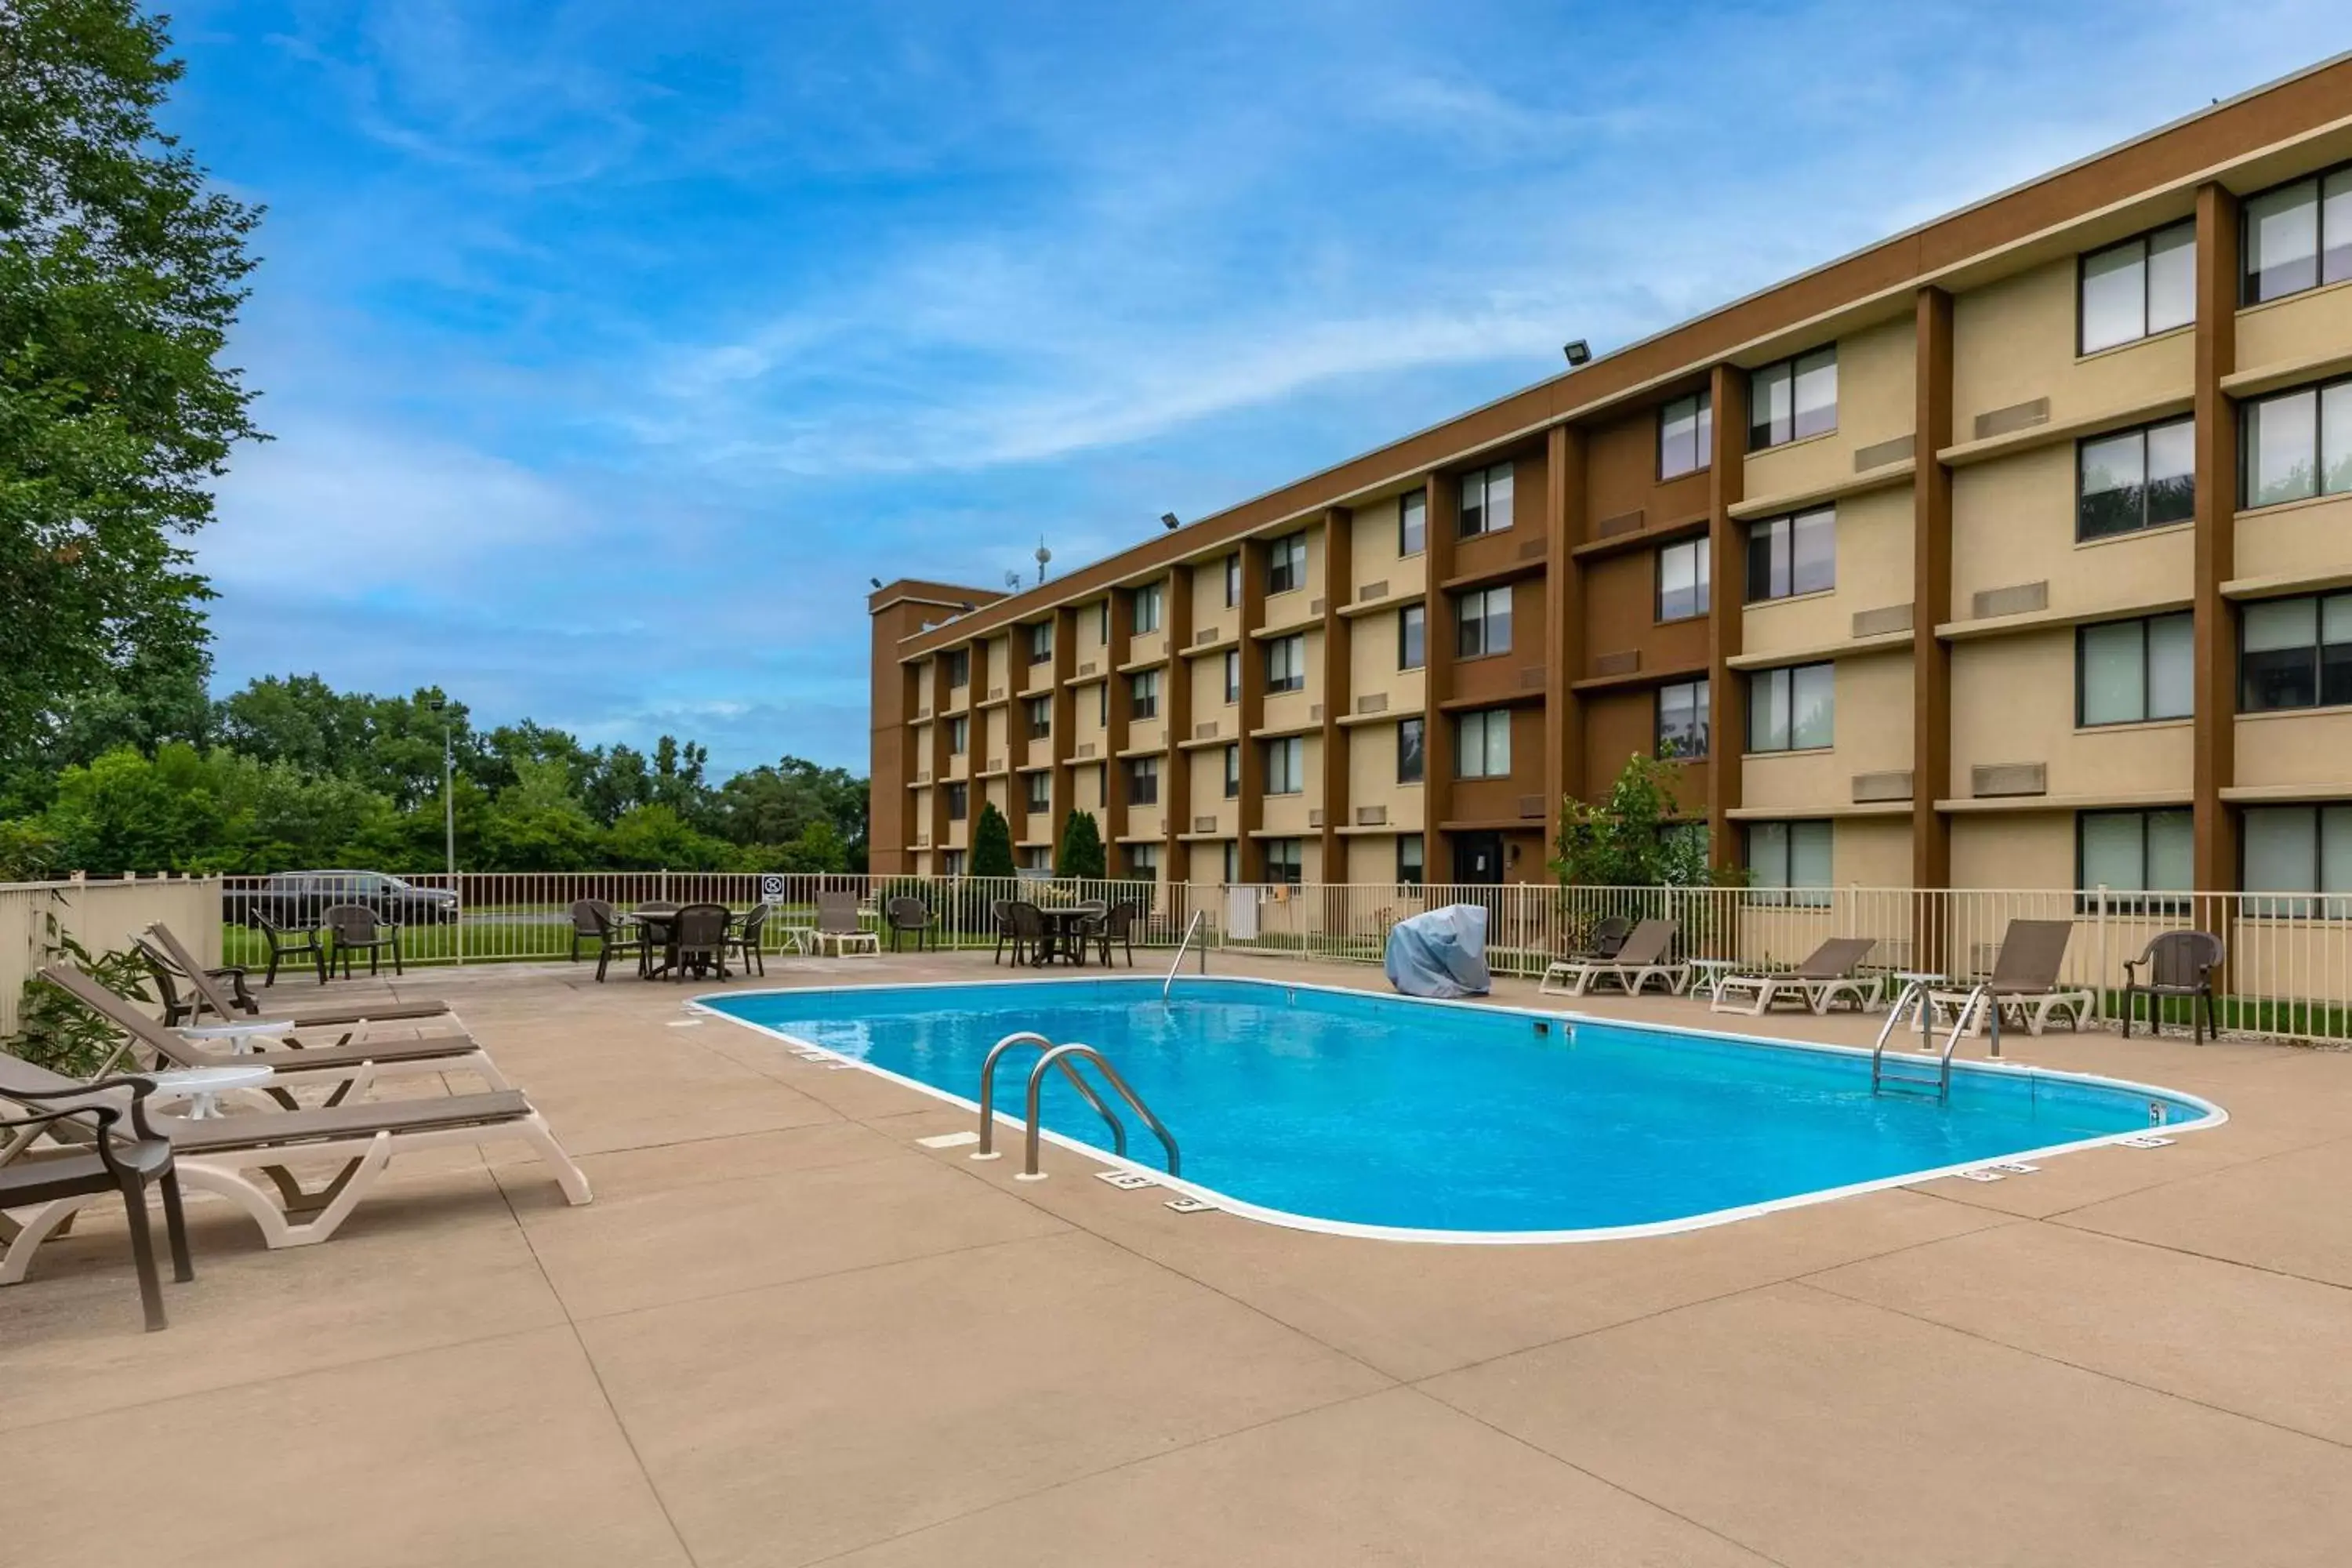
[0,1073,191,1329]
[145,923,456,1035]
[0,1025,588,1260]
[40,965,508,1109]
[1929,919,2096,1036]
[1539,919,1686,997]
[1710,938,1882,1016]
[814,890,879,956]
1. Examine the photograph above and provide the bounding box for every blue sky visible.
[166,2,2338,775]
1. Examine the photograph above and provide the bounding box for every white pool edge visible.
[688,971,2229,1247]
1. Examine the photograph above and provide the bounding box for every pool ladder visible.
[969,1032,1181,1181]
[1871,980,1994,1102]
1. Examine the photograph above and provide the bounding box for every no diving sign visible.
[760,874,788,905]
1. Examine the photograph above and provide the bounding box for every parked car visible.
[226,870,460,928]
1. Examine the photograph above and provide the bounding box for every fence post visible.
[454,871,467,967]
[2094,883,2108,1024]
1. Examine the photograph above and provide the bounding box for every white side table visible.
[1890,971,1947,1035]
[146,1064,275,1119]
[1684,957,1743,1001]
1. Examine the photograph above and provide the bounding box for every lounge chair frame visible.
[1539,919,1687,997]
[1710,938,1882,1017]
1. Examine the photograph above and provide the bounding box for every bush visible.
[1055,809,1105,880]
[971,802,1016,878]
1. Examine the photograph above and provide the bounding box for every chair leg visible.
[120,1178,167,1332]
[160,1169,194,1283]
[264,948,280,987]
[391,937,403,977]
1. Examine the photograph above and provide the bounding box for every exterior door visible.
[1452,831,1504,885]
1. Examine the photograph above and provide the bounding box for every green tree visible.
[1054,808,1105,880]
[478,757,602,872]
[42,742,227,871]
[0,0,263,757]
[971,800,1015,878]
[772,818,847,873]
[1550,754,1715,887]
[604,802,732,870]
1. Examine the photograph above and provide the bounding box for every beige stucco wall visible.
[1072,764,1103,812]
[1740,486,1915,657]
[1189,560,1236,646]
[1947,626,2193,800]
[1185,748,1237,837]
[1949,811,2075,890]
[1070,679,1108,759]
[1073,597,1111,674]
[2234,492,2352,584]
[1951,442,2192,619]
[1348,605,1424,717]
[1346,719,1425,833]
[1739,649,1911,810]
[2235,709,2352,792]
[2235,278,2352,373]
[1185,652,1237,743]
[1833,818,1913,887]
[1348,494,1428,602]
[1741,313,1915,502]
[1951,251,2195,431]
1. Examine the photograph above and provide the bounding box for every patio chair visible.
[1928,919,2094,1036]
[1538,919,1686,997]
[990,899,1018,965]
[321,904,403,979]
[2121,930,2223,1044]
[729,902,770,978]
[815,890,879,956]
[134,934,256,1026]
[588,902,648,982]
[568,899,615,963]
[1007,900,1049,966]
[1710,938,1880,1017]
[0,1044,589,1258]
[145,924,455,1034]
[0,1071,191,1330]
[1087,902,1141,967]
[38,964,509,1109]
[252,911,327,986]
[660,902,733,981]
[886,895,935,953]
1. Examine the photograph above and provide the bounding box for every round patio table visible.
[1033,908,1095,966]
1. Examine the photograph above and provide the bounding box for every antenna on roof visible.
[1034,538,1052,586]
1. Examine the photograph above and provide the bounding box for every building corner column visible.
[2192,180,2241,901]
[1912,286,1955,895]
[1544,426,1586,837]
[1424,470,1461,878]
[1319,507,1353,880]
[1164,568,1193,884]
[1704,364,1748,866]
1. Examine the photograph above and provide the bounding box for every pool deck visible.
[5,950,2350,1566]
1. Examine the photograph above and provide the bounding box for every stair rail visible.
[1020,1041,1179,1181]
[971,1031,1127,1162]
[1162,909,1208,1004]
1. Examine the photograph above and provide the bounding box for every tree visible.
[1549,754,1715,887]
[971,800,1015,878]
[0,1,263,757]
[1054,808,1105,880]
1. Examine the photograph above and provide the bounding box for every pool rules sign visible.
[760,874,788,906]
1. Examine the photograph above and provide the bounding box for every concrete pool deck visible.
[4,949,2350,1566]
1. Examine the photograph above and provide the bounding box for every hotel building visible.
[869,57,2352,905]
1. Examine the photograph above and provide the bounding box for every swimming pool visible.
[699,975,2223,1243]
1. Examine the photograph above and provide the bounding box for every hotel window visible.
[1098,601,1111,642]
[1399,603,1425,670]
[1022,846,1052,872]
[1130,582,1163,635]
[944,650,969,688]
[1124,756,1160,806]
[1397,716,1425,783]
[1458,462,1514,536]
[1746,821,1831,907]
[2078,809,2191,905]
[2241,163,2352,305]
[1455,586,1513,658]
[2240,592,2352,713]
[1748,662,1834,753]
[946,782,969,820]
[2078,416,2194,539]
[1655,677,1711,760]
[1127,843,1160,880]
[2078,612,2192,727]
[1266,633,1306,693]
[1222,648,1240,703]
[1454,708,1511,779]
[1396,833,1425,887]
[2243,804,2352,915]
[1747,347,1836,450]
[1656,537,1710,622]
[1265,838,1304,886]
[1097,683,1108,725]
[1024,695,1051,738]
[941,849,967,877]
[1222,841,1240,884]
[1265,735,1305,795]
[1398,488,1427,555]
[2241,376,2352,510]
[1268,532,1308,594]
[947,716,969,754]
[1744,507,1835,601]
[1223,742,1240,798]
[1658,389,1713,478]
[1025,771,1051,813]
[1129,669,1160,720]
[2078,220,2194,354]
[1028,621,1053,663]
[1224,552,1242,608]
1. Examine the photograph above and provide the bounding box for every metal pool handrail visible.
[971,1031,1127,1161]
[1871,981,1987,1102]
[1163,909,1208,1004]
[1020,1041,1179,1181]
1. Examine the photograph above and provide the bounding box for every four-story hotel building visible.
[870,57,2352,903]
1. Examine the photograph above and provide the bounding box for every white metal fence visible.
[194,873,2352,1044]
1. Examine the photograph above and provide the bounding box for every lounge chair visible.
[38,965,508,1109]
[145,924,455,1034]
[133,933,260,1025]
[1709,938,1880,1016]
[2121,930,2223,1044]
[0,1047,589,1258]
[0,1073,191,1330]
[1928,919,2096,1036]
[814,890,879,956]
[1539,919,1686,997]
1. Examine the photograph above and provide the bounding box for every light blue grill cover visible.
[1383,903,1492,998]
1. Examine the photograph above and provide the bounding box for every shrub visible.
[1054,809,1105,880]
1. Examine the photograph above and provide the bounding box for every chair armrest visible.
[9,1075,162,1142]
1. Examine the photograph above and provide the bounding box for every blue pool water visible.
[701,977,2220,1239]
